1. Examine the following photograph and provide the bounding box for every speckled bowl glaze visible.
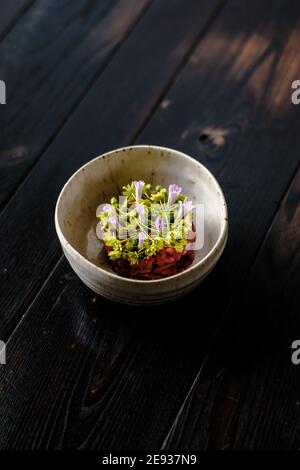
[55,145,228,305]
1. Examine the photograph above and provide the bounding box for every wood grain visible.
[0,0,223,338]
[162,163,300,450]
[0,0,151,209]
[138,0,300,351]
[0,0,33,39]
[0,260,199,449]
[0,0,300,450]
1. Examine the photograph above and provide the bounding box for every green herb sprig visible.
[97,181,194,265]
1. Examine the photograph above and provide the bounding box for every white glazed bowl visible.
[55,145,228,305]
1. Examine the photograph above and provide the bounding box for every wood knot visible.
[198,126,238,157]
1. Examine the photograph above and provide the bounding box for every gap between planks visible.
[0,0,226,341]
[160,159,300,450]
[0,0,154,213]
[0,0,35,41]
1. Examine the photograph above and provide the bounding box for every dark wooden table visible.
[0,0,299,450]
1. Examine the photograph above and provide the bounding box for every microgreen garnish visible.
[96,181,194,265]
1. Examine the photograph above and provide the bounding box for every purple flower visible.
[175,199,195,221]
[134,180,145,201]
[102,203,112,212]
[155,215,164,232]
[108,216,117,227]
[135,204,145,217]
[180,199,195,216]
[167,184,182,205]
[183,199,195,214]
[175,201,184,220]
[138,232,146,248]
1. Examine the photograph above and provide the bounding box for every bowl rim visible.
[55,145,228,284]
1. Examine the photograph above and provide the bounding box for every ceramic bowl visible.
[55,145,228,305]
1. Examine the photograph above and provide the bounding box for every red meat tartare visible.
[104,242,195,280]
[96,181,196,280]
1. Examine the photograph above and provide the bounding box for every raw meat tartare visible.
[96,181,196,280]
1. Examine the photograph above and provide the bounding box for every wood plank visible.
[0,0,151,209]
[1,0,300,450]
[0,0,223,338]
[137,0,300,348]
[162,164,300,450]
[0,0,33,39]
[0,259,199,449]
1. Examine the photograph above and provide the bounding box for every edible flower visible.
[108,216,117,228]
[136,203,145,218]
[167,184,181,205]
[134,180,145,201]
[138,232,146,248]
[177,199,195,219]
[155,215,164,232]
[102,203,112,212]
